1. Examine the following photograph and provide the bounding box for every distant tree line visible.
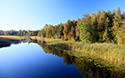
[40,7,125,46]
[0,29,40,36]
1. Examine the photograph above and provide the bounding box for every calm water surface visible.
[0,42,81,78]
[0,40,124,78]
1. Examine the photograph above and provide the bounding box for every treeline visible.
[0,30,39,36]
[40,7,125,46]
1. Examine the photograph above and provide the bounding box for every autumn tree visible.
[63,20,72,40]
[75,18,81,41]
[96,10,107,42]
[103,17,110,42]
[37,31,41,37]
[55,23,64,39]
[116,19,125,46]
[90,13,98,42]
[63,20,77,41]
[70,20,77,39]
[112,7,122,42]
[41,29,46,38]
[76,13,92,42]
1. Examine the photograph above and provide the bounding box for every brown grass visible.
[31,36,62,41]
[0,35,25,40]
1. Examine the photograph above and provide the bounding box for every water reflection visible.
[0,40,21,48]
[0,39,28,48]
[30,39,125,78]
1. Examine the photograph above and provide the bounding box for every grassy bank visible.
[31,37,125,71]
[0,36,25,48]
[0,36,25,40]
[39,42,125,78]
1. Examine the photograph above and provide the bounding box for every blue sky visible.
[0,0,125,30]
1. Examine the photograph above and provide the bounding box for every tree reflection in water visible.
[29,39,125,78]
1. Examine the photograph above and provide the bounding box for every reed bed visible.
[41,38,125,70]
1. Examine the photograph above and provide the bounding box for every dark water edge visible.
[0,39,27,48]
[30,39,125,78]
[0,41,10,48]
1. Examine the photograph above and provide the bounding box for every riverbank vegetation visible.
[29,39,125,78]
[33,38,125,71]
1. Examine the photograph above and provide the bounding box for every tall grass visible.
[40,38,125,70]
[71,42,125,68]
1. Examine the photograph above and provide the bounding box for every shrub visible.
[57,36,61,39]
[51,36,54,39]
[71,37,75,42]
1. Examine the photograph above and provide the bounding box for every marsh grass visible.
[39,38,125,70]
[37,41,125,78]
[0,36,25,40]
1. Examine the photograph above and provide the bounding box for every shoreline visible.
[30,36,125,71]
[30,38,125,78]
[0,36,26,48]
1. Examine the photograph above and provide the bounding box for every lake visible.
[0,40,124,78]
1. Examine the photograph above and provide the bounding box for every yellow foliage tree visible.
[116,20,125,46]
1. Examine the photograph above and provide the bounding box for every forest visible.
[39,7,125,47]
[0,29,39,36]
[1,7,125,47]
